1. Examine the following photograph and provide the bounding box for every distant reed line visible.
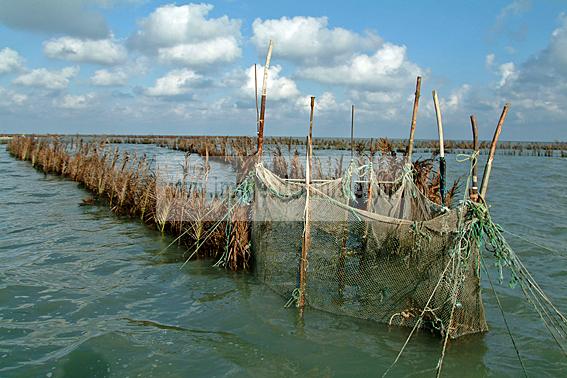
[1,134,566,157]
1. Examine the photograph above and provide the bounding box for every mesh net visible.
[251,162,488,339]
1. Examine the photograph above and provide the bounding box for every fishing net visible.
[251,162,488,338]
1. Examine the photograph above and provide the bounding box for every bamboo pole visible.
[432,90,446,206]
[470,115,479,201]
[257,40,273,161]
[350,105,355,159]
[480,104,510,199]
[298,96,315,309]
[406,76,422,163]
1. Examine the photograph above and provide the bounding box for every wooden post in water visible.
[254,63,259,129]
[257,40,273,161]
[350,105,355,159]
[470,115,479,201]
[298,96,315,309]
[432,90,446,206]
[480,104,510,199]
[406,76,422,163]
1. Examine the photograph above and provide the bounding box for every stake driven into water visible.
[432,90,446,206]
[350,105,355,159]
[298,96,315,309]
[480,103,510,199]
[470,115,479,200]
[254,64,259,128]
[406,76,422,163]
[257,40,273,160]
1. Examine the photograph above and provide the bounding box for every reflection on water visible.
[0,146,566,377]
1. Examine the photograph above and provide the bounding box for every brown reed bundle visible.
[7,136,251,270]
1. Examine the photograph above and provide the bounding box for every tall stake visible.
[254,63,259,129]
[257,40,273,161]
[350,105,355,159]
[470,115,479,201]
[480,104,510,199]
[299,96,315,309]
[406,76,422,163]
[432,90,446,206]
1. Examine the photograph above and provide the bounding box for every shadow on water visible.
[57,347,110,378]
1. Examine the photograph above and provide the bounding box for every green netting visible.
[251,163,488,339]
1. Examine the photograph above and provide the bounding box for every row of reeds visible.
[5,134,564,157]
[7,136,252,270]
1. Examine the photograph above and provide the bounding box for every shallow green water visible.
[1,147,566,377]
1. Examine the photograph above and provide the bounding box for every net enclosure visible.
[251,160,488,339]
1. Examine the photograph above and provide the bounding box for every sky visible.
[0,0,566,141]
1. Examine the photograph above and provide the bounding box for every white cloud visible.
[54,93,96,109]
[0,47,24,74]
[13,66,79,90]
[495,0,531,27]
[299,43,422,90]
[91,69,128,86]
[485,53,495,68]
[157,36,240,65]
[295,91,338,112]
[242,64,300,101]
[0,0,109,38]
[498,62,518,87]
[251,16,381,64]
[90,57,148,86]
[442,84,471,111]
[0,86,27,107]
[129,4,241,66]
[44,37,127,65]
[145,69,201,97]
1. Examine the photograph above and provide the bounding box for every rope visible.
[481,256,529,378]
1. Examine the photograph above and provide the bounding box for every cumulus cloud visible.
[496,15,567,122]
[0,0,109,38]
[129,4,241,66]
[90,57,148,86]
[44,37,127,65]
[13,66,79,90]
[242,64,300,101]
[299,43,422,91]
[442,84,471,111]
[0,86,27,107]
[54,93,96,109]
[295,91,338,113]
[0,47,25,74]
[145,69,201,96]
[498,62,518,87]
[91,69,128,86]
[156,36,240,65]
[251,16,381,64]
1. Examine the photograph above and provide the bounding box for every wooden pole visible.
[254,63,259,129]
[480,103,510,199]
[299,96,315,309]
[406,76,422,163]
[350,105,355,159]
[470,115,479,201]
[432,90,446,206]
[257,40,273,161]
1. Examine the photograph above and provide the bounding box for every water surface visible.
[0,147,566,377]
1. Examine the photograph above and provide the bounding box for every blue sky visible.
[0,0,566,141]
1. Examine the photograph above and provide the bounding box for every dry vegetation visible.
[7,136,251,270]
[7,134,464,269]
